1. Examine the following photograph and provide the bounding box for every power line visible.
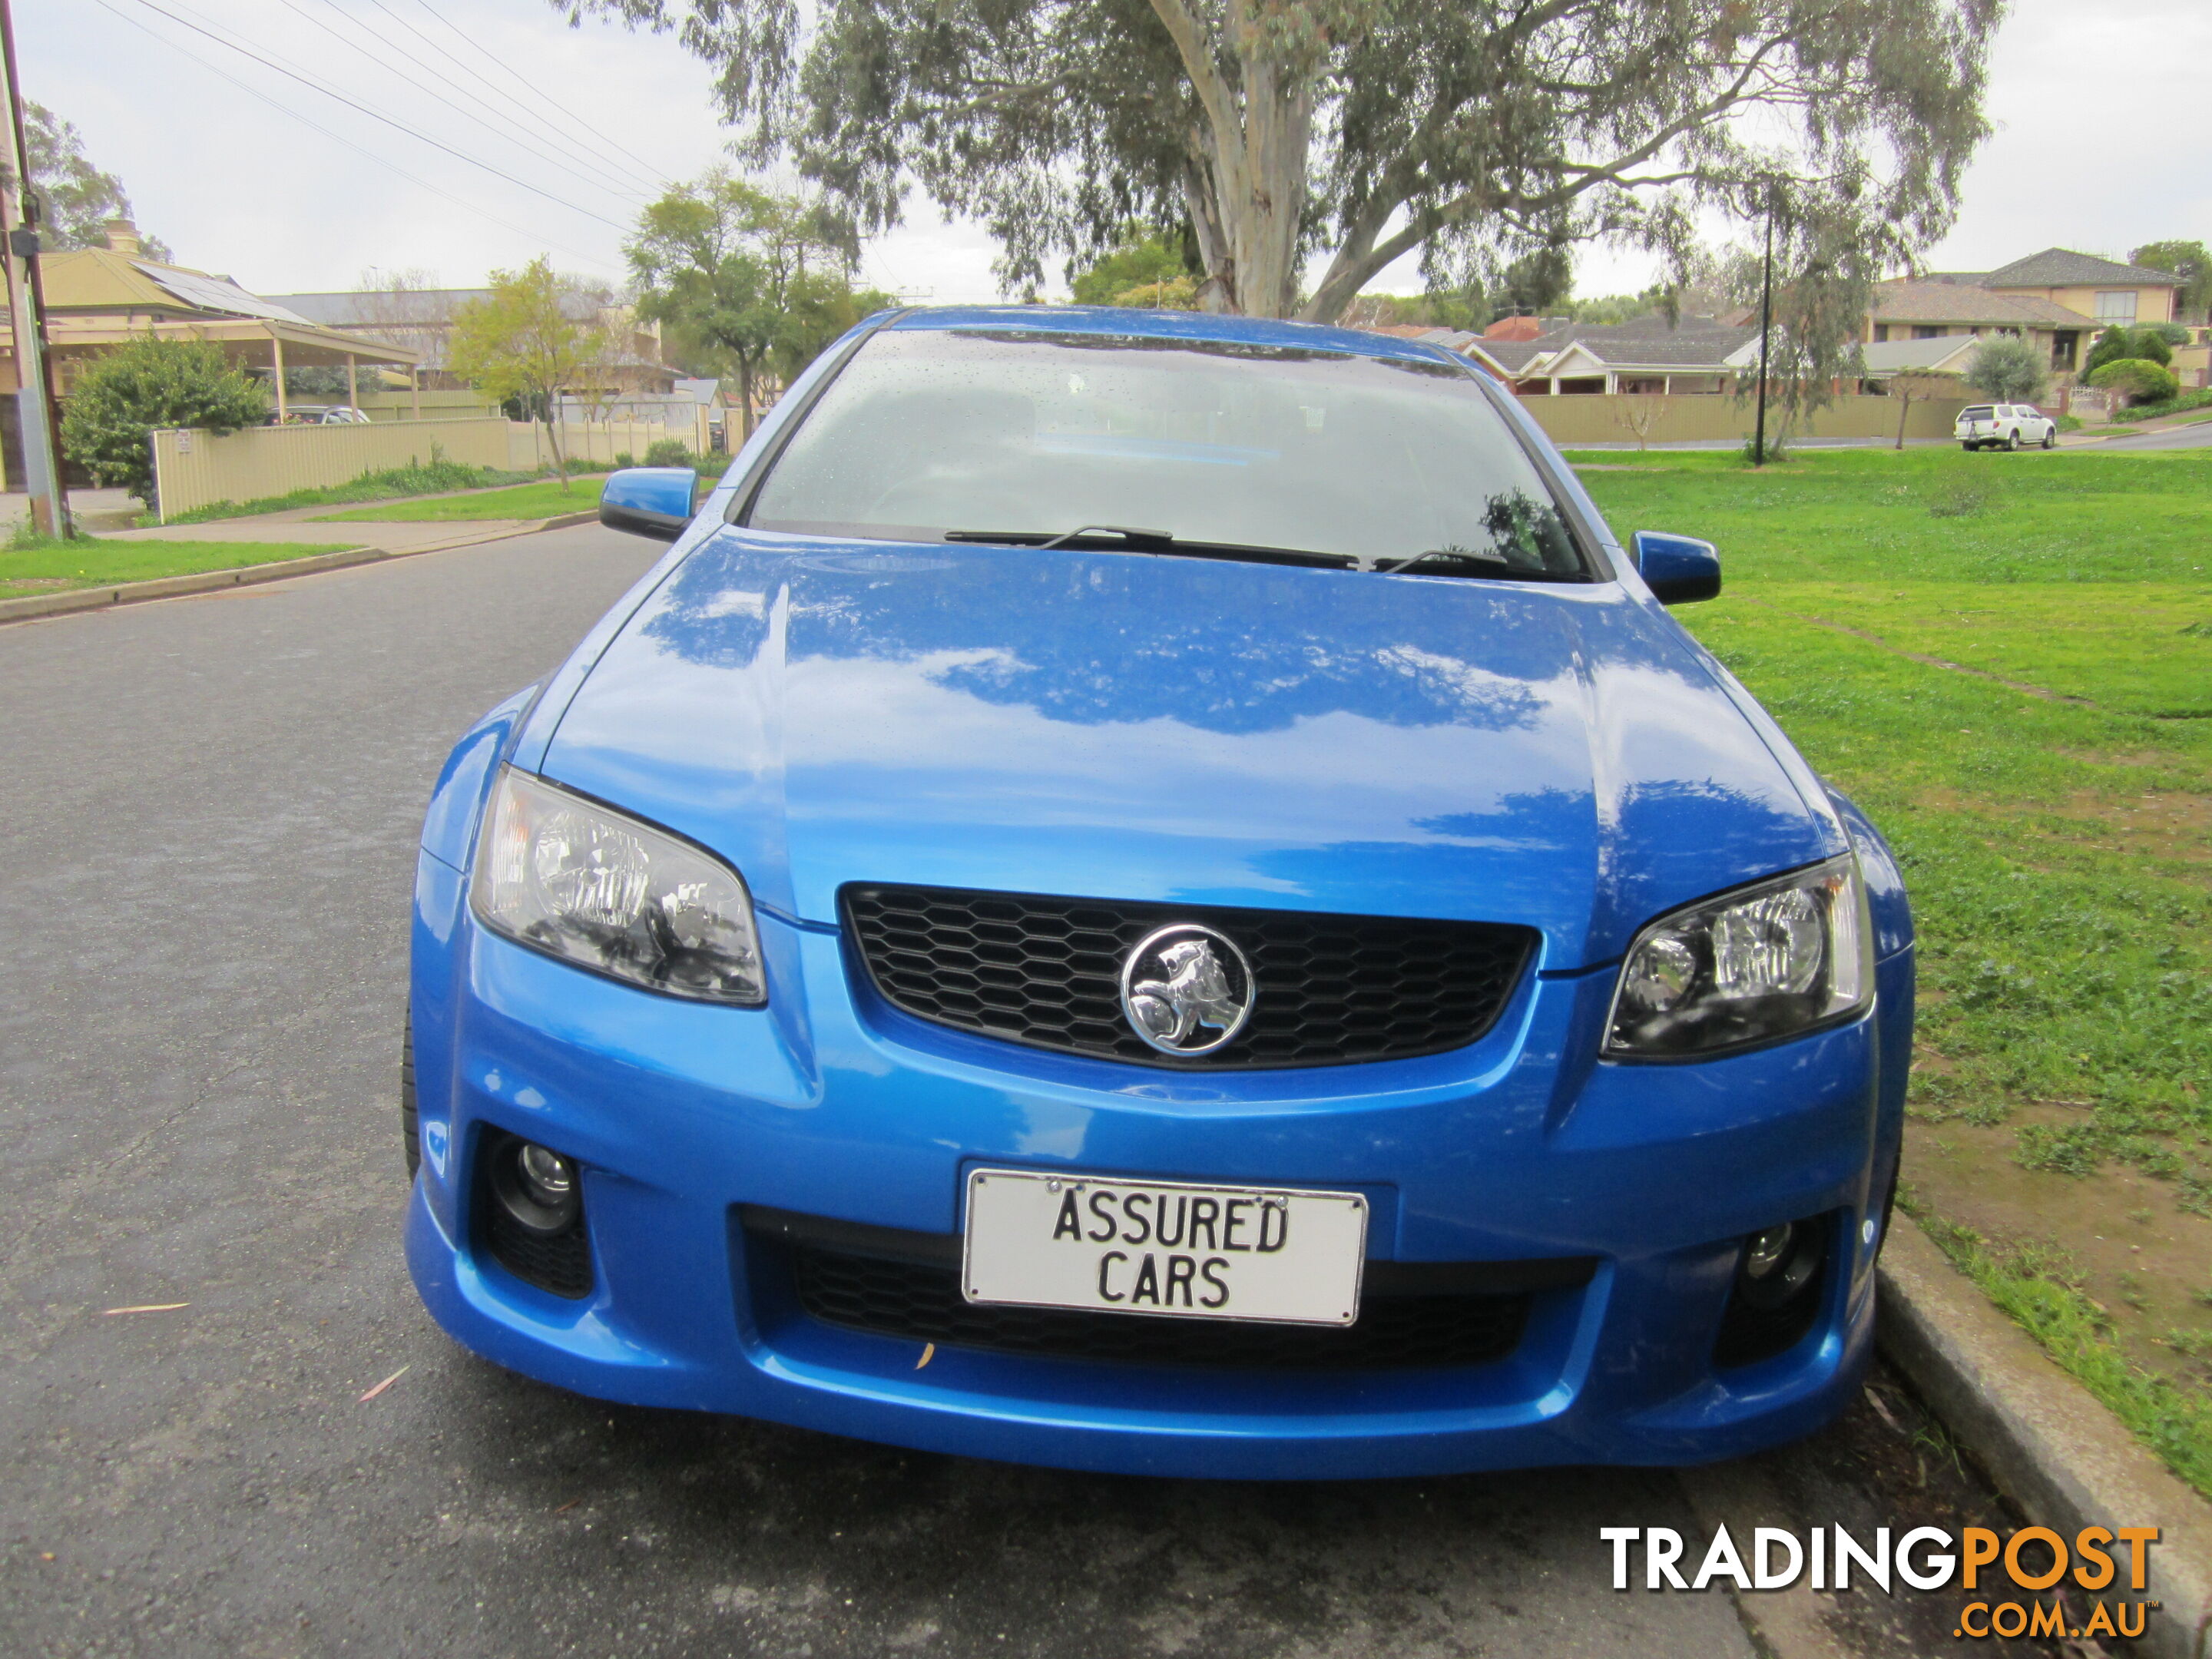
[356,0,674,200]
[401,0,681,202]
[277,0,662,209]
[116,0,636,233]
[90,0,623,275]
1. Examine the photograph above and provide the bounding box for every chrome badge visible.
[1118,925,1256,1057]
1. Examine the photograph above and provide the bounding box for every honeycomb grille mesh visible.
[783,1240,1529,1372]
[843,885,1535,1068]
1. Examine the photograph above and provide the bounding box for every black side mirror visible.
[1631,531,1722,604]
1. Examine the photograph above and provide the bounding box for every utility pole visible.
[1752,197,1774,469]
[0,0,68,536]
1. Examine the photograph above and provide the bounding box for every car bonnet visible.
[531,531,1839,970]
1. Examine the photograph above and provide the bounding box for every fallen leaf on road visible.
[553,1498,581,1514]
[359,1365,410,1402]
[101,1303,189,1316]
[916,1343,935,1369]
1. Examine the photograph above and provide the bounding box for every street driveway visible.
[0,525,2017,1657]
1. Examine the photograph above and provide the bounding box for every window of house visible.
[2095,291,2137,323]
[1913,325,1943,339]
[1873,323,1890,343]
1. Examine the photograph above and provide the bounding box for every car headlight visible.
[470,767,766,1005]
[1604,854,1873,1058]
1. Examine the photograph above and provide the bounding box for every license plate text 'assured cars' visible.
[962,1170,1368,1326]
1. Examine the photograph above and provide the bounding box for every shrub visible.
[60,334,270,509]
[613,450,636,469]
[2111,386,2212,423]
[2081,325,2171,378]
[2088,358,2181,406]
[643,437,694,468]
[1962,335,2050,403]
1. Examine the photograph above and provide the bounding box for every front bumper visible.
[407,851,1909,1479]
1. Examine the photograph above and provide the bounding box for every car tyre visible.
[2041,428,2057,449]
[402,1008,420,1178]
[1960,441,1976,452]
[2006,430,2022,451]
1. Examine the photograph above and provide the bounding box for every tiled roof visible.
[1983,247,2182,289]
[1870,281,2088,326]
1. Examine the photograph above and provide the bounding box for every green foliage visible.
[568,0,2001,326]
[1962,335,2049,404]
[2131,240,2212,318]
[2081,326,2161,378]
[643,438,694,468]
[24,102,174,260]
[448,257,611,480]
[2089,358,2181,406]
[1069,228,1194,306]
[626,170,884,440]
[58,334,268,509]
[2111,387,2212,424]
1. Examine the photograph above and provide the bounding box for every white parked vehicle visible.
[1955,403,2057,451]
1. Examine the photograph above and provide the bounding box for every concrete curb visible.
[0,512,601,628]
[1878,1217,2212,1659]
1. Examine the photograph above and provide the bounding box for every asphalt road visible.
[0,525,2042,1658]
[2093,417,2212,449]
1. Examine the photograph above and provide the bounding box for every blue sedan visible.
[405,306,1912,1479]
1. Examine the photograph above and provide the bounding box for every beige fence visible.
[504,415,710,472]
[1519,392,1969,447]
[150,418,511,522]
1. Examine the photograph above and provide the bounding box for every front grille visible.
[745,1210,1591,1373]
[843,885,1535,1068]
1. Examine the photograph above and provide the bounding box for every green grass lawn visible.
[313,475,607,523]
[1568,443,2212,1493]
[1,538,355,595]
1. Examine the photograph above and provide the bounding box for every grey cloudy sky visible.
[32,0,2212,304]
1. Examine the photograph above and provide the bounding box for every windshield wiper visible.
[1375,547,1565,580]
[944,525,1172,548]
[942,527,1353,569]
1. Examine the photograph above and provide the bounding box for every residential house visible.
[265,283,676,402]
[1,220,419,484]
[1462,318,1759,395]
[1866,249,2185,376]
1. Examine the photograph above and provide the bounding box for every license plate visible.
[961,1169,1368,1326]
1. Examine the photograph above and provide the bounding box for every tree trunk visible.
[738,357,757,442]
[1895,391,1910,450]
[543,392,569,488]
[1152,0,1313,319]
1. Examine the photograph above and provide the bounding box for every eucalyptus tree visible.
[560,0,2003,324]
[627,171,887,437]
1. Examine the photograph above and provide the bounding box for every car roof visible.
[881,304,1459,368]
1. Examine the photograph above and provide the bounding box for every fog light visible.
[1743,1224,1795,1280]
[489,1137,581,1236]
[519,1143,575,1203]
[1733,1217,1822,1312]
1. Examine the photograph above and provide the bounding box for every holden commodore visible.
[404,306,1913,1479]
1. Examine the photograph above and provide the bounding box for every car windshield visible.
[745,327,1594,578]
[1962,406,1995,419]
